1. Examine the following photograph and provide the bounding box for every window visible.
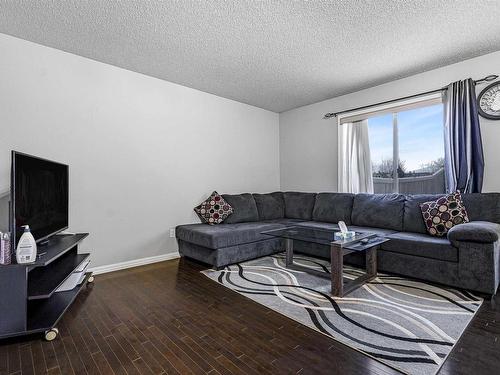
[367,103,445,194]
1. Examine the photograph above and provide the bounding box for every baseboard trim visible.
[89,252,180,275]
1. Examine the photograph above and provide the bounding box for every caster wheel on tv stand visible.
[44,328,59,341]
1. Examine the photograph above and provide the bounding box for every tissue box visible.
[334,231,356,241]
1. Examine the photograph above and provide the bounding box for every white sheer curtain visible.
[338,119,374,193]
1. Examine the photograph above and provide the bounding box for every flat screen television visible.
[10,151,69,247]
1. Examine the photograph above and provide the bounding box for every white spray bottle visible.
[16,225,37,264]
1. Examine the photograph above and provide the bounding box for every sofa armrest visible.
[448,221,500,245]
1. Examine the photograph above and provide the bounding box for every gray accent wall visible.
[0,34,280,268]
[279,50,500,193]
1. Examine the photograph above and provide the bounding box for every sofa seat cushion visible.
[221,193,259,223]
[176,222,287,249]
[352,194,405,231]
[381,232,458,262]
[295,221,338,231]
[295,221,396,237]
[262,218,306,225]
[312,193,354,224]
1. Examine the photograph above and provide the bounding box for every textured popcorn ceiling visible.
[1,1,500,112]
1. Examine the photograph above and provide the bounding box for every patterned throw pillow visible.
[194,191,233,225]
[420,191,469,237]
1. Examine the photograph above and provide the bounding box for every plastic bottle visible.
[16,225,37,264]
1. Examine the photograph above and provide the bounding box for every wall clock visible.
[477,81,500,120]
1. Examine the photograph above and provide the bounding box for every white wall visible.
[280,51,500,193]
[0,34,280,267]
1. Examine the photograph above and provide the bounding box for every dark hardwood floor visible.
[1,257,499,375]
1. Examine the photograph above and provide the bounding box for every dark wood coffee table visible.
[262,226,389,297]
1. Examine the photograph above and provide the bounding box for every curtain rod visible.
[323,74,499,119]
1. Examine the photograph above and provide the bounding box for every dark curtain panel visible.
[444,78,484,193]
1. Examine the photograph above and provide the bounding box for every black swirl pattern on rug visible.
[220,269,446,363]
[234,263,453,346]
[204,254,483,375]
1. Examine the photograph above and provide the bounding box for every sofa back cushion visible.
[253,192,285,220]
[404,194,445,234]
[462,193,500,223]
[312,193,354,224]
[351,193,405,231]
[404,193,500,233]
[283,192,316,220]
[221,193,259,223]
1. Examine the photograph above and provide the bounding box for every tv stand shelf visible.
[28,252,90,300]
[28,272,92,332]
[0,233,92,341]
[28,233,89,269]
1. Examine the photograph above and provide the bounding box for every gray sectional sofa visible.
[176,192,500,295]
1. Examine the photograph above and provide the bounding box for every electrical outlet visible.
[169,228,176,238]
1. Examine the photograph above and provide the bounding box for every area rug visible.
[202,253,483,375]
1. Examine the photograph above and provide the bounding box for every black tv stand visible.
[38,238,50,246]
[0,233,93,341]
